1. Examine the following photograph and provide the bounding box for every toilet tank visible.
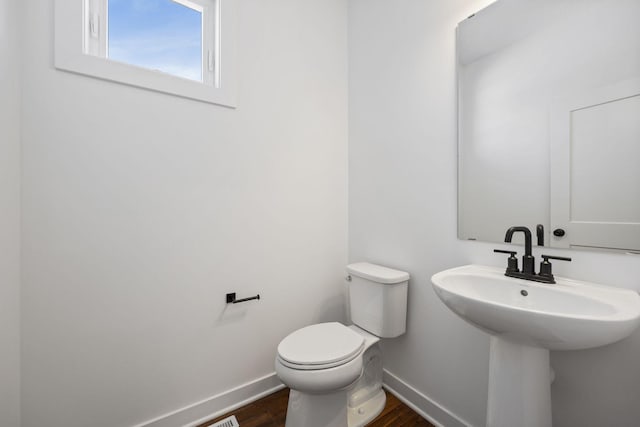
[346,262,409,338]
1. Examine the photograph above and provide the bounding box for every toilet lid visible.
[277,322,365,367]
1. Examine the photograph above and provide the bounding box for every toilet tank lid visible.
[347,262,410,284]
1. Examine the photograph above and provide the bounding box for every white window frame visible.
[54,0,236,107]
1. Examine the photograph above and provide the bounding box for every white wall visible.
[348,1,640,426]
[21,1,347,426]
[0,0,22,426]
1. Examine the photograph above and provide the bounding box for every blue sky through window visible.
[108,0,203,81]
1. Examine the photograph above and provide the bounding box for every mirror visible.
[457,0,640,252]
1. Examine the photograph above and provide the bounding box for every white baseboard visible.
[383,369,473,427]
[133,373,285,427]
[133,369,471,427]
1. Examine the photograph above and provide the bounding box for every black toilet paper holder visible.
[226,292,261,304]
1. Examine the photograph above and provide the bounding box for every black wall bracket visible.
[226,292,261,304]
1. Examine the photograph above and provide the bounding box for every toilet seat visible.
[277,322,365,370]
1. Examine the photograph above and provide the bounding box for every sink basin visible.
[431,264,640,427]
[431,264,640,350]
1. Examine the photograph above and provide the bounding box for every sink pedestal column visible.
[487,336,552,427]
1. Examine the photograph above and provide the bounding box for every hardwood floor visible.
[198,388,434,427]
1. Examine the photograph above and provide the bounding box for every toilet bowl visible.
[275,263,409,427]
[276,323,384,427]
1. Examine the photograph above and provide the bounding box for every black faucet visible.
[495,225,572,284]
[504,226,535,275]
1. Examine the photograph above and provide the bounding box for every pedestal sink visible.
[431,264,640,427]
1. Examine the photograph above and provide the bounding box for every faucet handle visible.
[539,255,572,283]
[541,254,572,262]
[494,249,517,255]
[494,249,519,273]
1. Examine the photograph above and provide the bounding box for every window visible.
[55,0,236,106]
[106,0,205,82]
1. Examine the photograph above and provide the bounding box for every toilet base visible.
[348,388,386,427]
[285,388,348,427]
[284,388,386,427]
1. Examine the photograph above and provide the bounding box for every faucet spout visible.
[504,226,534,274]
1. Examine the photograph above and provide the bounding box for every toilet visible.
[275,262,409,427]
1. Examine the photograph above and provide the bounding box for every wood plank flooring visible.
[198,388,434,427]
